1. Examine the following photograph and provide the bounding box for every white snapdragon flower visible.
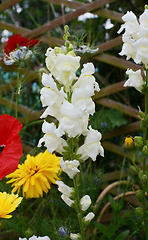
[117,11,139,40]
[55,100,89,137]
[54,51,80,88]
[38,121,67,154]
[19,236,50,240]
[72,86,95,115]
[124,68,145,92]
[80,195,91,211]
[40,73,66,119]
[61,194,74,207]
[45,47,60,78]
[4,47,32,65]
[77,126,104,161]
[73,63,100,94]
[118,8,148,69]
[56,181,74,197]
[133,37,148,68]
[70,233,81,240]
[138,9,148,38]
[84,212,95,223]
[60,158,80,179]
[45,47,80,91]
[56,113,89,138]
[119,33,136,60]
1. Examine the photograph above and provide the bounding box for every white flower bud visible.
[80,195,91,211]
[84,212,95,222]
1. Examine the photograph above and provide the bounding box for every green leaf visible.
[114,230,129,240]
[92,222,109,237]
[63,146,69,151]
[117,197,124,212]
[108,195,117,211]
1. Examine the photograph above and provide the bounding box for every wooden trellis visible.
[0,0,142,159]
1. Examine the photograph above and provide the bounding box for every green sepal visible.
[135,190,144,202]
[135,207,143,218]
[142,145,148,156]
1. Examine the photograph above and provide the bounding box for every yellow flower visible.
[0,192,22,218]
[124,136,135,150]
[6,150,61,198]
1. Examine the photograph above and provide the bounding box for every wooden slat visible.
[41,0,84,8]
[93,80,126,100]
[22,0,117,39]
[0,21,64,46]
[94,9,124,22]
[94,53,143,71]
[96,98,139,119]
[102,121,141,140]
[102,141,131,159]
[0,0,24,13]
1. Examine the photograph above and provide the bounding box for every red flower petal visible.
[0,115,23,180]
[0,114,22,146]
[0,134,23,180]
[3,34,39,56]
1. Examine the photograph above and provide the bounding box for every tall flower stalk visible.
[118,6,148,239]
[38,25,104,239]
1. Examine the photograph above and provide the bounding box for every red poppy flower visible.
[2,34,39,58]
[0,115,23,180]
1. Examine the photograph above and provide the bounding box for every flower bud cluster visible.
[3,46,32,65]
[117,8,148,91]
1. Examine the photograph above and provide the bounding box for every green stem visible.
[69,138,85,239]
[73,175,86,240]
[20,99,41,138]
[142,69,148,239]
[15,67,21,119]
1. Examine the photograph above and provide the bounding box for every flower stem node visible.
[135,207,143,218]
[135,190,144,202]
[134,136,143,150]
[142,145,148,156]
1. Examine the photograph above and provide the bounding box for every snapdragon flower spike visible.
[0,114,23,180]
[118,8,148,69]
